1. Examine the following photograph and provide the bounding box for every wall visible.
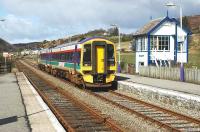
[135,52,148,73]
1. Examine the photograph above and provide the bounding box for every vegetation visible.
[117,52,135,65]
[0,53,3,62]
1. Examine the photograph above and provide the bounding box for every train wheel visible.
[81,80,86,89]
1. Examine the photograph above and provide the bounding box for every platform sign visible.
[3,52,9,58]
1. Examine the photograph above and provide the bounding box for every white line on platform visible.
[21,73,66,132]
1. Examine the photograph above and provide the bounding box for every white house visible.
[133,16,191,73]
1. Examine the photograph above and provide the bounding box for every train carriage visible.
[38,37,117,88]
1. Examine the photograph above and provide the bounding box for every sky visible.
[0,0,199,44]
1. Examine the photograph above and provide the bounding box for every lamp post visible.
[110,24,121,73]
[0,19,7,72]
[165,1,184,82]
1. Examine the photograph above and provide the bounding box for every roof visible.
[133,17,164,36]
[42,37,110,51]
[79,36,109,43]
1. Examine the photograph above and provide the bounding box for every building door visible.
[96,46,105,73]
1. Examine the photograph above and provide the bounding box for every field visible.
[186,49,200,68]
[186,34,200,68]
[117,50,200,69]
[118,52,200,67]
[117,52,135,65]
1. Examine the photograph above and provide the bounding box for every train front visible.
[80,38,117,88]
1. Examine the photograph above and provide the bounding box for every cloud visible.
[0,0,199,43]
[0,15,64,43]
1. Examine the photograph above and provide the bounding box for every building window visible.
[136,37,146,51]
[150,36,170,51]
[150,36,157,50]
[177,42,186,52]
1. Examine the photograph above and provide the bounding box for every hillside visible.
[14,42,41,51]
[183,15,200,34]
[0,38,16,52]
[40,29,133,49]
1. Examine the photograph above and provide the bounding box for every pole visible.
[179,1,184,82]
[118,27,121,73]
[4,56,7,72]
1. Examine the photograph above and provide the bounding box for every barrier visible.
[0,62,12,74]
[139,66,200,84]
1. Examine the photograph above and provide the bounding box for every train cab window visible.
[107,44,115,66]
[83,44,91,66]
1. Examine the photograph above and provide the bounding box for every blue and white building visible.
[133,16,191,73]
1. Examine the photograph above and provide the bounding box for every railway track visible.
[16,61,123,132]
[21,59,200,131]
[91,91,200,131]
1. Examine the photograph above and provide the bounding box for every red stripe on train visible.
[41,48,81,55]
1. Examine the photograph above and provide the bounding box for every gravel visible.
[20,60,167,132]
[117,88,200,121]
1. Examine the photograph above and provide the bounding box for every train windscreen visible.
[83,44,91,66]
[107,44,115,66]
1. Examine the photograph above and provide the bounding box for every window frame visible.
[82,44,92,66]
[150,35,170,51]
[107,44,115,66]
[136,37,147,52]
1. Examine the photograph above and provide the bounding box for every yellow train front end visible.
[80,38,117,88]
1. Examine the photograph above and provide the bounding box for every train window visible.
[60,53,65,61]
[77,52,80,64]
[83,44,91,66]
[66,53,69,61]
[107,44,115,65]
[68,53,73,62]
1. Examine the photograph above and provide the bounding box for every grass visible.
[118,50,200,69]
[117,52,135,64]
[185,49,200,68]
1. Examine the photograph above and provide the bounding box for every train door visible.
[96,46,105,73]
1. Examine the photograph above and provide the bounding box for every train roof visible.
[40,37,110,53]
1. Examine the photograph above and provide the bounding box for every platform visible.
[116,73,200,110]
[0,73,30,132]
[117,73,200,96]
[16,72,65,132]
[0,73,65,132]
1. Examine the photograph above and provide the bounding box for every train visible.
[38,37,117,88]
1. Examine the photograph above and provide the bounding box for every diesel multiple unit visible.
[38,37,117,88]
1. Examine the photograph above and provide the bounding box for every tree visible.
[182,16,189,30]
[108,27,119,36]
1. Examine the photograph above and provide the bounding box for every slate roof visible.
[133,17,164,36]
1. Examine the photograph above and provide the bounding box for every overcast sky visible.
[0,0,199,43]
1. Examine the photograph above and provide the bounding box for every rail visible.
[90,90,200,131]
[16,61,123,132]
[21,59,200,131]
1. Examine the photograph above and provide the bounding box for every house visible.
[133,16,191,73]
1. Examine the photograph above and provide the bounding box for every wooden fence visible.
[120,63,135,74]
[139,66,200,84]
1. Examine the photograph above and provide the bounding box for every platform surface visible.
[0,73,30,132]
[117,73,200,96]
[16,72,65,132]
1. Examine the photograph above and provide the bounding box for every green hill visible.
[0,38,15,52]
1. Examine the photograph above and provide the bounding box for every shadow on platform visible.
[115,76,130,81]
[0,116,18,125]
